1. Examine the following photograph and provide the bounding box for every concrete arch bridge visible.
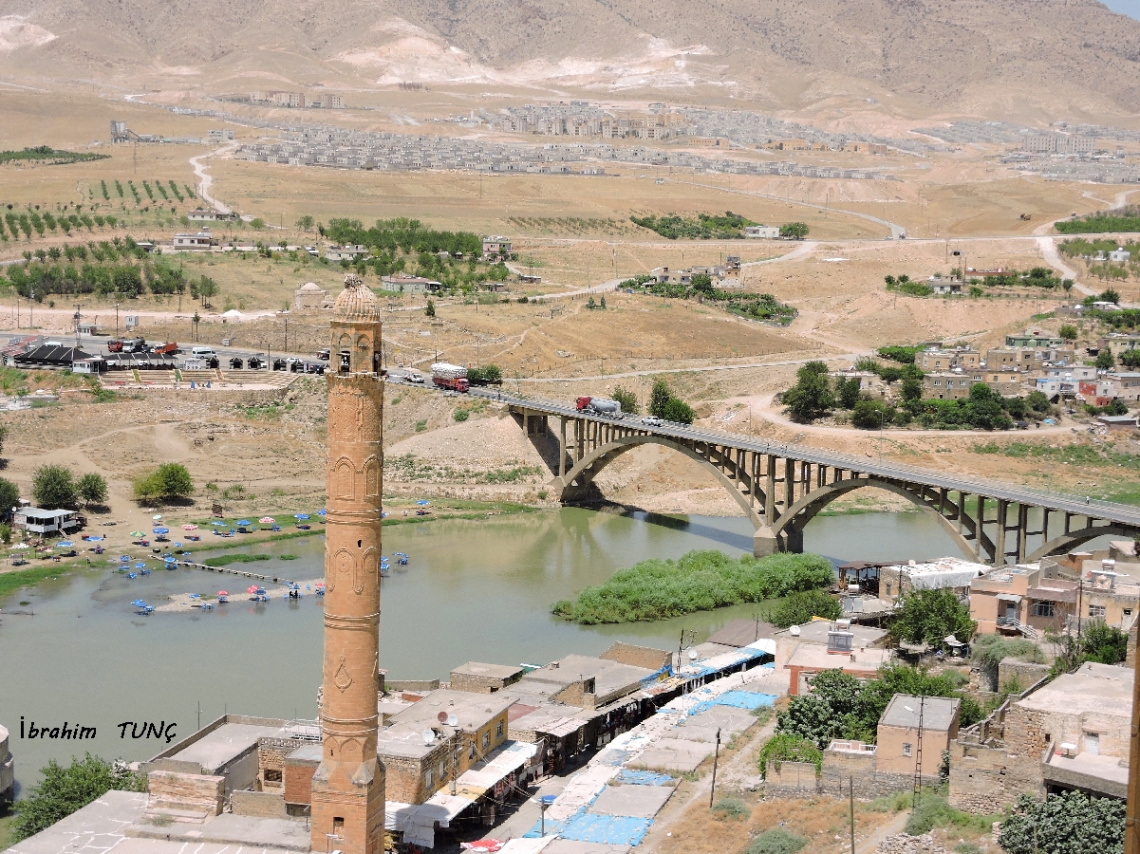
[502,398,1140,563]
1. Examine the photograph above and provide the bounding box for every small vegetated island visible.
[0,146,110,167]
[551,549,832,624]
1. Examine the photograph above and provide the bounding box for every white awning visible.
[996,593,1022,603]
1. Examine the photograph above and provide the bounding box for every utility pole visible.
[912,696,925,808]
[708,728,722,808]
[849,776,856,854]
[1125,618,1140,854]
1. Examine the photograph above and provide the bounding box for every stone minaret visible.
[311,274,386,854]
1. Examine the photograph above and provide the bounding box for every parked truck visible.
[122,337,147,353]
[431,362,470,393]
[151,342,179,355]
[576,396,623,417]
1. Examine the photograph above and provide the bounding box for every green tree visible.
[1058,324,1078,341]
[0,476,19,519]
[780,222,810,240]
[1120,349,1140,368]
[611,385,639,415]
[425,298,436,318]
[1080,621,1128,665]
[769,589,842,628]
[12,754,146,842]
[891,588,976,646]
[837,377,862,409]
[775,693,844,749]
[32,464,77,509]
[649,380,673,418]
[852,399,893,429]
[998,791,1123,854]
[133,463,194,503]
[1102,288,1122,305]
[662,398,695,424]
[1096,349,1116,370]
[1026,390,1051,413]
[248,217,266,230]
[295,215,314,232]
[901,375,923,404]
[77,473,108,506]
[783,361,834,422]
[690,272,714,294]
[0,421,8,455]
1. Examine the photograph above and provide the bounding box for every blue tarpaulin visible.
[689,690,777,717]
[559,814,652,846]
[522,818,566,839]
[617,769,675,787]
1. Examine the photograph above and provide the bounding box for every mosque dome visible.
[332,273,380,323]
[299,282,325,292]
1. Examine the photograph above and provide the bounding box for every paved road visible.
[443,385,1140,527]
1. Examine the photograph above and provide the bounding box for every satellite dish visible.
[437,711,449,724]
[687,648,697,661]
[422,729,435,745]
[789,625,801,636]
[447,714,458,727]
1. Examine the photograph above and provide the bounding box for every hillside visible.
[1,0,1139,119]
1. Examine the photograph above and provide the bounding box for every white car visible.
[406,373,425,384]
[643,416,663,427]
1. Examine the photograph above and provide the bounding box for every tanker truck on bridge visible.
[576,396,623,417]
[431,362,470,392]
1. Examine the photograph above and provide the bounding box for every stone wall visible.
[147,770,225,816]
[284,758,317,806]
[258,737,303,793]
[948,738,1044,813]
[231,790,288,817]
[764,760,818,797]
[381,741,451,804]
[997,659,1050,693]
[1004,704,1048,757]
[820,746,916,799]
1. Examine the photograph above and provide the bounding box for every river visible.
[0,506,975,794]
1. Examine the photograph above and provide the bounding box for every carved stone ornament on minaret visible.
[311,273,386,854]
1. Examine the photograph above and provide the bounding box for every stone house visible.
[923,372,973,400]
[381,275,444,295]
[450,662,525,694]
[831,370,888,399]
[481,236,511,259]
[744,225,780,238]
[172,230,215,250]
[1005,331,1063,349]
[969,563,1077,637]
[917,348,980,373]
[876,695,960,777]
[293,282,328,311]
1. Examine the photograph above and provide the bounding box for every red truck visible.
[430,362,470,393]
[107,339,123,353]
[151,342,179,355]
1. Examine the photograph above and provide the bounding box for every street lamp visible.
[876,409,885,462]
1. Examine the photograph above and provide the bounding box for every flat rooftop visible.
[881,694,959,731]
[451,662,525,680]
[164,720,316,774]
[784,644,893,673]
[520,654,656,699]
[776,621,887,648]
[1016,662,1133,717]
[387,688,516,731]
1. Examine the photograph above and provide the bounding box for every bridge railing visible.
[490,389,1140,525]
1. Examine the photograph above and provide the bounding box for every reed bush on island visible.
[551,549,833,625]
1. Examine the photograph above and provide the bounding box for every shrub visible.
[12,754,145,842]
[758,732,823,775]
[453,408,469,422]
[746,828,808,854]
[768,589,842,628]
[711,796,750,820]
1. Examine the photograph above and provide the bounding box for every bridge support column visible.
[753,527,780,557]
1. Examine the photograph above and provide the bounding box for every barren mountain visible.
[1,0,1139,118]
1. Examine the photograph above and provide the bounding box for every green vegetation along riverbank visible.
[551,549,833,624]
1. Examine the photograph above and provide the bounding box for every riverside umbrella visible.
[152,514,162,521]
[55,541,74,548]
[211,521,228,527]
[258,517,275,524]
[317,509,327,516]
[236,520,251,527]
[182,523,199,531]
[153,527,169,535]
[294,513,310,520]
[247,585,259,594]
[130,531,144,538]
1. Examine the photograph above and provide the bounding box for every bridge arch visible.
[1025,523,1134,562]
[552,434,762,528]
[775,476,980,561]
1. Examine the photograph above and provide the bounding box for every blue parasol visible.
[211,520,229,527]
[119,555,131,562]
[152,526,169,535]
[236,520,251,527]
[317,509,327,516]
[135,562,146,569]
[416,499,430,506]
[294,513,310,520]
[55,541,74,548]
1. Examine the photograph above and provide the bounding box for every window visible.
[482,731,491,750]
[264,769,282,783]
[1125,609,1133,617]
[496,721,504,740]
[1089,605,1106,618]
[468,743,476,761]
[438,761,447,780]
[425,767,433,788]
[903,743,912,757]
[333,818,344,836]
[1031,601,1055,618]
